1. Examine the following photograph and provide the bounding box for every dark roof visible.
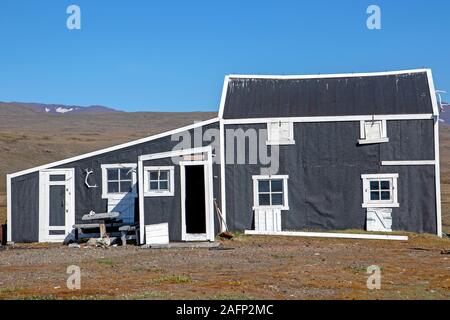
[222,71,434,119]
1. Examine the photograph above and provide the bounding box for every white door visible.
[39,169,75,242]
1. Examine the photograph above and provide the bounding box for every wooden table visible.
[81,212,120,238]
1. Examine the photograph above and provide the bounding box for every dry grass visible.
[0,234,448,300]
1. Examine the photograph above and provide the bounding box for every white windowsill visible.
[102,193,138,200]
[266,140,296,146]
[358,138,389,145]
[253,206,289,211]
[144,191,174,197]
[362,203,399,208]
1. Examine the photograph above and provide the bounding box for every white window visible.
[267,122,295,145]
[143,166,175,197]
[358,120,389,144]
[252,175,289,210]
[101,164,137,198]
[361,174,399,208]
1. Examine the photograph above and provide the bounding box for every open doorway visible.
[184,165,206,234]
[180,160,213,241]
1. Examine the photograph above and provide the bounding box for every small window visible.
[358,120,389,145]
[362,174,399,208]
[101,164,137,198]
[144,166,175,197]
[267,122,295,145]
[253,175,289,210]
[107,168,133,193]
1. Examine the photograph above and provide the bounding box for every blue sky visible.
[0,0,448,112]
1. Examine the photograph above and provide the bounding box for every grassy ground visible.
[0,234,448,300]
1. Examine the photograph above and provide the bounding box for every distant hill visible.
[0,102,121,115]
[440,102,450,125]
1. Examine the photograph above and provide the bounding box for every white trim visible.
[101,163,137,199]
[143,166,175,197]
[38,168,75,243]
[9,118,220,179]
[434,117,442,237]
[138,160,145,245]
[361,173,399,179]
[252,175,289,211]
[222,114,434,125]
[427,70,440,116]
[381,160,436,166]
[244,230,408,241]
[228,69,430,81]
[139,146,212,162]
[218,75,230,119]
[358,138,390,145]
[6,174,12,242]
[219,120,227,232]
[361,174,399,209]
[179,159,215,242]
[427,70,443,237]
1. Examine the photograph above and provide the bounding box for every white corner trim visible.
[9,117,220,179]
[434,117,442,237]
[218,75,230,119]
[381,160,436,166]
[138,160,145,245]
[219,120,227,232]
[426,69,440,116]
[427,69,443,237]
[244,230,409,241]
[100,163,137,199]
[143,166,175,197]
[222,114,433,125]
[6,174,12,242]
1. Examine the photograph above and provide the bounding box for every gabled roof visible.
[219,69,437,119]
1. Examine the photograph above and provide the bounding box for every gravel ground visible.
[0,234,449,300]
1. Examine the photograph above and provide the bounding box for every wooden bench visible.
[118,225,139,246]
[73,222,125,240]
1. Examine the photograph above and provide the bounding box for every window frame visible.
[101,163,137,199]
[266,121,295,145]
[361,173,399,208]
[252,175,289,210]
[143,166,175,197]
[358,119,389,145]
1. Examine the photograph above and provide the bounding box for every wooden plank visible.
[244,230,408,241]
[145,223,169,245]
[82,212,120,221]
